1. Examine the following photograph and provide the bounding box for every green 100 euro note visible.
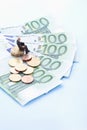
[0,32,76,105]
[0,17,51,35]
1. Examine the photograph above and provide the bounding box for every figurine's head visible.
[17,37,21,41]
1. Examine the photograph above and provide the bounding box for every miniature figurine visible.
[17,37,30,54]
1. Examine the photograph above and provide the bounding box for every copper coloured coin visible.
[22,54,32,62]
[27,56,41,67]
[8,58,23,67]
[21,75,34,84]
[9,74,21,82]
[15,63,27,72]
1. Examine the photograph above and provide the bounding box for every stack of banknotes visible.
[0,17,77,105]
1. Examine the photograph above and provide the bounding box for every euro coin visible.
[15,63,27,72]
[9,74,21,82]
[10,67,19,74]
[11,46,24,56]
[22,54,32,61]
[23,66,34,74]
[21,75,34,84]
[27,56,41,67]
[8,58,23,67]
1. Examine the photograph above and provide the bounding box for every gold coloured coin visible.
[10,67,19,74]
[27,56,41,67]
[23,66,34,74]
[8,58,23,67]
[21,75,34,84]
[15,63,27,72]
[9,74,21,82]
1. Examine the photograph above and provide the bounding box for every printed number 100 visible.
[23,17,49,32]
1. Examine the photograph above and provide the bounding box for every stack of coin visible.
[11,46,24,57]
[8,54,41,83]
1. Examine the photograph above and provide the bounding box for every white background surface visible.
[0,0,87,130]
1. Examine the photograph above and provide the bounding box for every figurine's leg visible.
[25,45,30,54]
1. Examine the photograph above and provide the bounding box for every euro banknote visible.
[0,17,51,35]
[0,31,76,105]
